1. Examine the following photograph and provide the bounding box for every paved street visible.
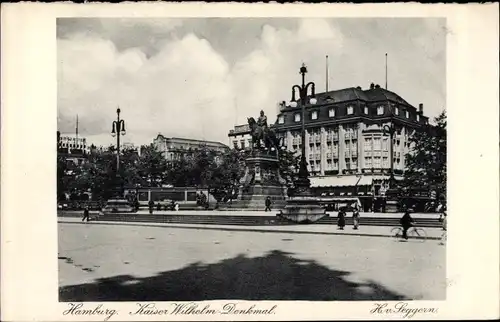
[58,222,446,301]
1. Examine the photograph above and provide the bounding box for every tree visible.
[401,110,447,199]
[278,149,301,195]
[135,144,168,187]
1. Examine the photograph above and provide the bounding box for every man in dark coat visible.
[148,200,154,214]
[82,205,90,222]
[265,196,272,212]
[337,208,346,230]
[400,209,415,240]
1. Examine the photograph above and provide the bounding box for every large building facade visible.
[153,135,229,162]
[228,83,430,211]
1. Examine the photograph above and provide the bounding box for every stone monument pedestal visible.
[278,177,327,224]
[223,150,286,210]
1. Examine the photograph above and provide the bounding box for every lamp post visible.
[111,107,126,197]
[382,106,399,212]
[111,107,126,172]
[382,107,396,188]
[289,63,317,190]
[279,63,325,224]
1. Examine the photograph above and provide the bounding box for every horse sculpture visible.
[247,117,281,152]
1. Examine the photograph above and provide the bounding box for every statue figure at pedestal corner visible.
[247,110,281,154]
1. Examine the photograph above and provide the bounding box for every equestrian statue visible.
[247,110,281,152]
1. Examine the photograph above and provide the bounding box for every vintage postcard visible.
[1,2,499,321]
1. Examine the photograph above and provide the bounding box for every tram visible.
[123,186,218,210]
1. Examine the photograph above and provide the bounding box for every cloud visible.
[58,31,234,146]
[58,18,345,147]
[58,18,445,147]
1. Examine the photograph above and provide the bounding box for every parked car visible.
[102,199,136,214]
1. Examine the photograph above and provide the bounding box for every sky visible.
[57,18,446,147]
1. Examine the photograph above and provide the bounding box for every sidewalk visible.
[59,209,441,219]
[58,217,444,240]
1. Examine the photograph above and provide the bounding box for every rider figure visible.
[400,208,415,240]
[257,110,268,133]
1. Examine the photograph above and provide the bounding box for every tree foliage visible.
[58,142,301,203]
[401,110,447,199]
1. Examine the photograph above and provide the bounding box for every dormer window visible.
[416,114,420,122]
[294,113,301,122]
[395,107,399,115]
[311,111,318,120]
[278,115,285,124]
[405,110,410,118]
[347,106,354,115]
[377,106,384,115]
[364,107,369,114]
[329,108,335,118]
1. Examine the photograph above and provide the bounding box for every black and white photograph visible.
[2,3,499,322]
[56,17,448,302]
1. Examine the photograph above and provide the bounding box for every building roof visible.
[315,87,369,103]
[363,87,411,105]
[154,134,228,149]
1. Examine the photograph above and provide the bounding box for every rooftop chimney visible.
[375,84,381,89]
[370,83,375,89]
[419,103,423,113]
[356,86,362,90]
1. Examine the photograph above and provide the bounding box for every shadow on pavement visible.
[59,250,405,301]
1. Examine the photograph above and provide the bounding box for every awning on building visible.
[357,176,373,186]
[310,176,371,188]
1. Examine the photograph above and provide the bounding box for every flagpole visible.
[385,53,388,90]
[326,55,329,92]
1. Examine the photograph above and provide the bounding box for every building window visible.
[382,138,388,151]
[278,115,285,124]
[240,140,246,149]
[347,106,354,115]
[329,108,335,117]
[374,157,381,168]
[311,111,318,120]
[345,159,351,169]
[364,107,369,114]
[294,113,301,122]
[373,138,381,150]
[364,138,372,151]
[383,157,389,168]
[377,106,384,115]
[365,158,372,168]
[395,107,399,115]
[405,110,410,118]
[352,158,358,168]
[417,114,420,122]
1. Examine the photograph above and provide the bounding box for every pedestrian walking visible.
[82,205,90,222]
[148,200,154,214]
[439,207,447,231]
[175,203,180,211]
[352,207,360,230]
[265,196,272,212]
[337,208,346,230]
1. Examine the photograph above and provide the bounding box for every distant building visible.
[153,135,229,162]
[228,124,252,150]
[228,83,430,211]
[57,131,89,165]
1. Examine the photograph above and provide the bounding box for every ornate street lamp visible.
[111,107,126,172]
[382,106,399,212]
[279,63,326,223]
[289,63,318,189]
[111,107,126,198]
[382,117,397,188]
